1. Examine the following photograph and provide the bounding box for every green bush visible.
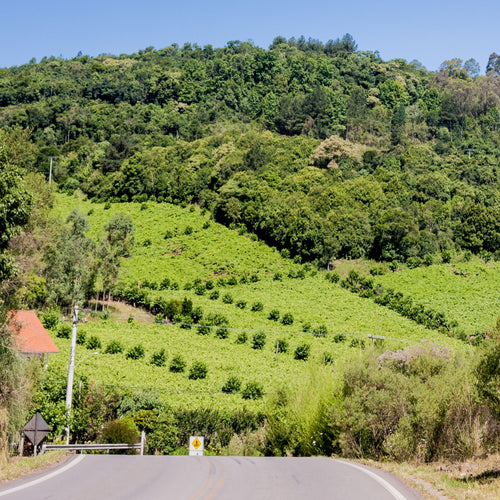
[184,225,193,235]
[235,331,248,344]
[294,343,311,361]
[189,361,208,380]
[334,333,346,343]
[268,309,280,321]
[191,306,203,323]
[281,313,294,325]
[251,302,264,312]
[86,335,101,350]
[41,309,59,330]
[252,332,266,350]
[100,419,139,452]
[242,382,264,400]
[150,349,167,367]
[105,340,123,354]
[273,272,283,281]
[222,376,242,394]
[235,300,247,309]
[222,293,233,304]
[126,344,145,360]
[169,355,186,373]
[313,325,328,337]
[276,338,288,353]
[57,323,72,339]
[226,276,238,286]
[209,290,220,300]
[76,330,86,345]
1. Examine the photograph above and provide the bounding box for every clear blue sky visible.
[2,0,498,72]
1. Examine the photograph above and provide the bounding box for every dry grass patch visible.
[360,454,500,500]
[0,450,68,484]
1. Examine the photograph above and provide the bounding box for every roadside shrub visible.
[294,343,311,361]
[105,340,123,354]
[302,322,312,333]
[76,330,86,345]
[242,382,264,400]
[169,355,186,373]
[100,419,139,450]
[268,309,280,321]
[57,323,71,339]
[252,332,266,350]
[251,302,264,312]
[281,313,294,325]
[189,361,208,380]
[222,376,242,394]
[334,333,346,343]
[313,325,328,337]
[126,344,145,360]
[235,331,248,344]
[41,309,59,330]
[150,349,167,367]
[86,335,101,350]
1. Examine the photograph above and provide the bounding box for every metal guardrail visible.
[41,443,143,455]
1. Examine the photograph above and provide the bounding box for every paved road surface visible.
[0,455,423,499]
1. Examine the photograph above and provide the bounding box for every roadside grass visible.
[364,454,500,500]
[0,451,67,484]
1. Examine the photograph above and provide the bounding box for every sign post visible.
[24,413,51,457]
[189,436,204,456]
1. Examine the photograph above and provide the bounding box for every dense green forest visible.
[1,36,499,265]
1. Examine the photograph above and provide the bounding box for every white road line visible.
[337,460,408,500]
[0,454,85,497]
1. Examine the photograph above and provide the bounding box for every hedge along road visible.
[0,455,424,500]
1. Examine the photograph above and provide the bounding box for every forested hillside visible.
[1,36,499,265]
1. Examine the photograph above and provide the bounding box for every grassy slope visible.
[375,262,500,336]
[50,194,483,411]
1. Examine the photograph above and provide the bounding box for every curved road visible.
[0,455,423,499]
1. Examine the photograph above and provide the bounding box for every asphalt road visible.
[0,455,424,500]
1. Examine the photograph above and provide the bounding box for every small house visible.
[8,310,59,367]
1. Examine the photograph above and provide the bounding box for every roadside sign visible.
[24,412,50,446]
[189,436,204,456]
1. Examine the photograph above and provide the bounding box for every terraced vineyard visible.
[49,194,485,410]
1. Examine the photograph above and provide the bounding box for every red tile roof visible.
[8,310,60,354]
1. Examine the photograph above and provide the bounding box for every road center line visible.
[0,454,85,497]
[337,460,408,500]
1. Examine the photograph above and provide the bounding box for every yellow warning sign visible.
[192,438,201,449]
